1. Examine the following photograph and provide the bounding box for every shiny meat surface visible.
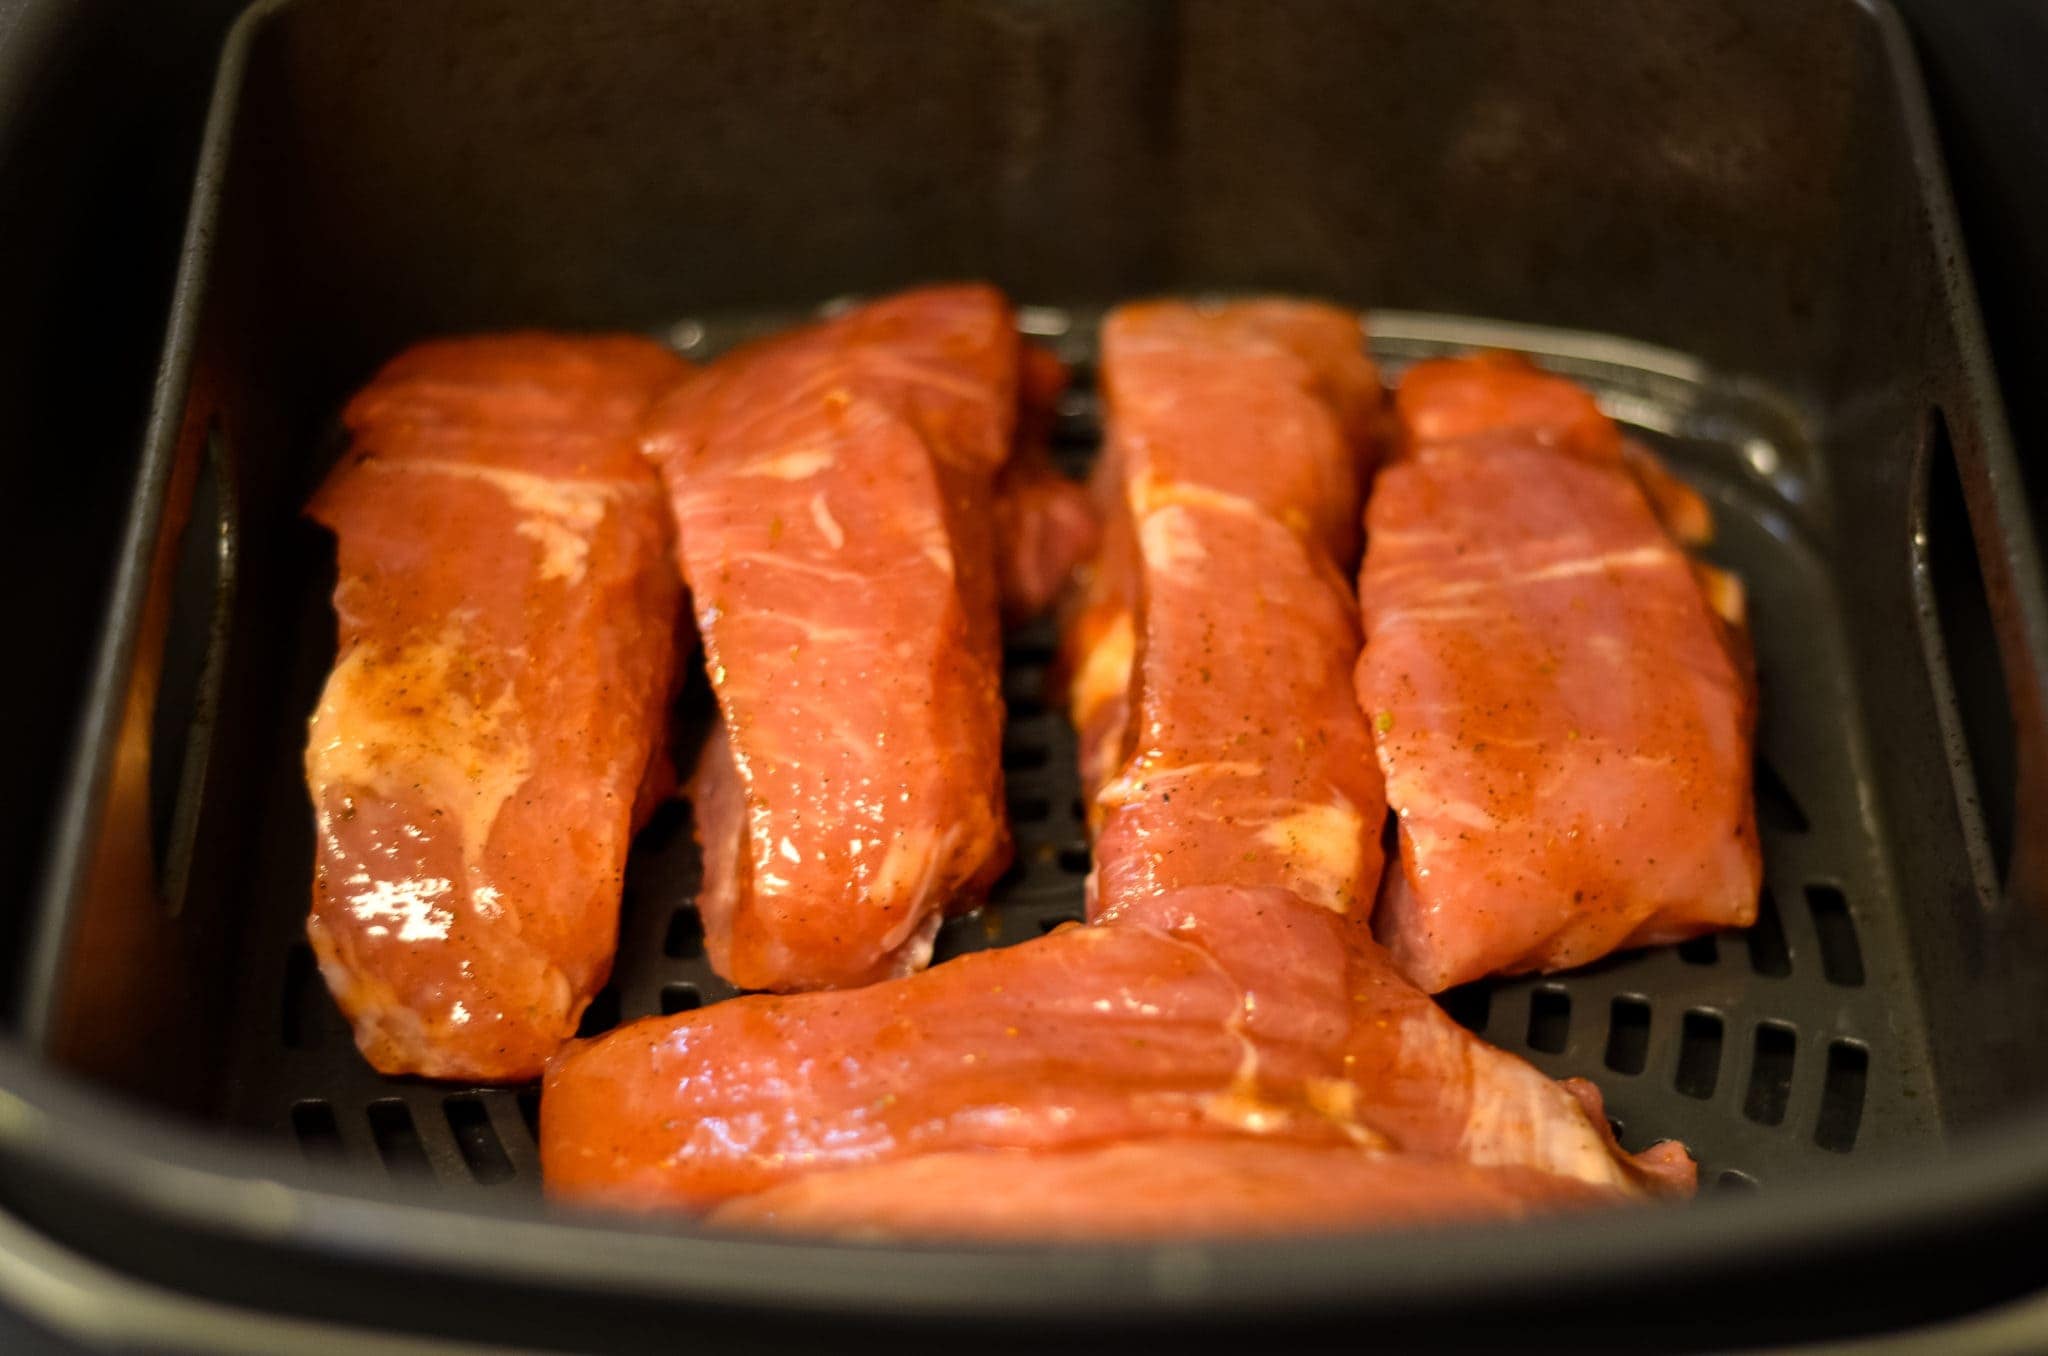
[1091,499,1383,918]
[1059,299,1384,815]
[541,885,1691,1210]
[993,345,1099,623]
[545,306,1695,1229]
[304,333,687,1081]
[1359,355,1761,991]
[642,284,1018,991]
[712,1137,1625,1240]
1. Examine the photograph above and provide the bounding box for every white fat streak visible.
[718,550,872,584]
[1129,471,1268,522]
[1253,799,1365,912]
[1455,1035,1634,1191]
[809,492,846,550]
[1369,603,1496,629]
[1137,504,1210,574]
[307,626,532,878]
[739,447,836,481]
[851,349,1003,407]
[1097,759,1264,806]
[1070,611,1134,725]
[1407,545,1676,604]
[362,457,634,584]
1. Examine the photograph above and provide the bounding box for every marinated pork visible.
[305,333,687,1081]
[544,306,1694,1231]
[1358,354,1761,991]
[642,284,1019,992]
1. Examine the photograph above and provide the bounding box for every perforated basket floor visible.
[230,308,1940,1201]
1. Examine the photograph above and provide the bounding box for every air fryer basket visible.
[8,0,2048,1348]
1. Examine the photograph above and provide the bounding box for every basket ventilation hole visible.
[1676,934,1720,966]
[1058,847,1091,876]
[660,983,703,1016]
[281,943,322,1050]
[1676,1011,1723,1099]
[632,798,691,855]
[1004,742,1050,771]
[291,1100,343,1161]
[932,914,988,964]
[576,986,622,1038]
[1817,1042,1868,1153]
[516,1090,541,1144]
[1746,889,1791,978]
[1007,641,1055,667]
[1743,1023,1797,1126]
[445,1096,514,1184]
[1437,984,1491,1035]
[1008,694,1048,720]
[1753,758,1810,834]
[663,908,704,960]
[1526,987,1571,1054]
[1013,796,1052,823]
[1807,885,1865,986]
[1604,996,1651,1075]
[1717,1169,1759,1193]
[368,1099,432,1177]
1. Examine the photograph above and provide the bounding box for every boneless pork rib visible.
[1359,354,1761,992]
[545,885,1688,1216]
[305,334,688,1081]
[641,285,1020,992]
[544,303,1692,1233]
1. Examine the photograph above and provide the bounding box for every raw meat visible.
[1359,354,1761,991]
[1059,299,1384,816]
[642,284,1019,991]
[305,333,687,1081]
[713,1138,1628,1240]
[993,345,1099,623]
[544,308,1693,1230]
[541,885,1691,1211]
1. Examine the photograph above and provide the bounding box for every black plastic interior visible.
[10,0,2048,1346]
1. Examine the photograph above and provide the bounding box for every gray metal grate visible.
[244,310,1941,1201]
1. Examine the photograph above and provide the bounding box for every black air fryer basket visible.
[8,0,2048,1349]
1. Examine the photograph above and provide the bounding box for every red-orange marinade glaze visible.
[1358,354,1761,992]
[711,1137,1627,1241]
[541,884,1693,1213]
[544,312,1694,1224]
[993,344,1100,624]
[305,333,689,1082]
[1058,299,1384,823]
[642,284,1019,992]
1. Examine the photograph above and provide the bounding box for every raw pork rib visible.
[305,333,687,1081]
[545,305,1692,1233]
[1060,300,1384,815]
[642,285,1019,992]
[993,344,1099,623]
[1084,299,1383,915]
[542,885,1691,1213]
[1359,354,1761,992]
[714,1139,1619,1240]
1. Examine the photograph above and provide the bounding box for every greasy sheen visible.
[1060,299,1384,816]
[714,1138,1625,1242]
[1359,355,1761,992]
[542,885,1691,1211]
[544,304,1696,1231]
[642,285,1018,991]
[993,345,1099,623]
[305,333,687,1081]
